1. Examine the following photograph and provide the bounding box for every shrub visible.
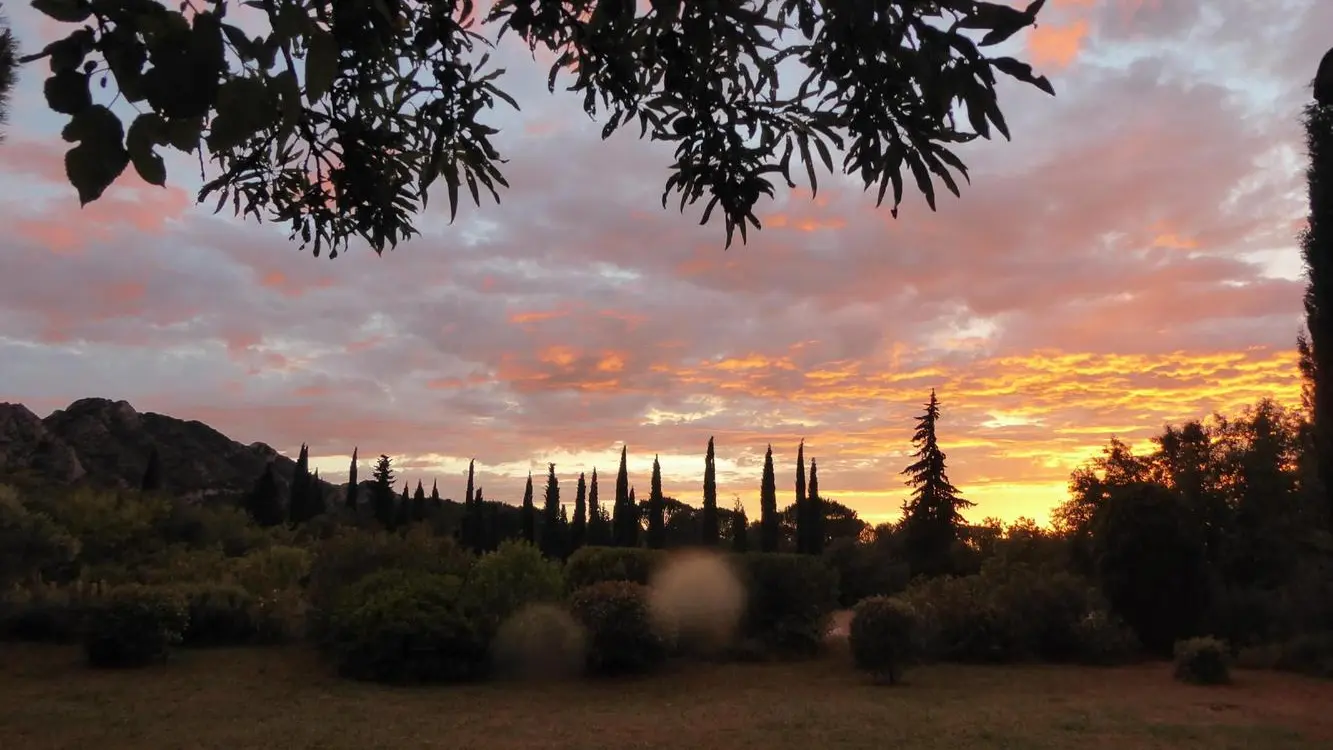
[84,584,189,668]
[325,569,485,683]
[569,581,669,676]
[249,587,308,644]
[0,580,104,642]
[564,546,664,590]
[491,603,587,681]
[849,596,918,684]
[176,583,256,647]
[736,553,839,658]
[1072,609,1140,665]
[1173,636,1231,685]
[1272,632,1333,678]
[462,540,564,636]
[0,486,81,587]
[900,575,1018,663]
[228,545,313,595]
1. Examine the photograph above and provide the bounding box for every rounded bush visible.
[849,596,918,684]
[564,547,664,590]
[326,569,485,684]
[738,553,839,658]
[84,584,189,668]
[462,540,565,636]
[177,583,257,647]
[491,603,587,681]
[1073,609,1140,665]
[1173,635,1231,685]
[569,581,669,676]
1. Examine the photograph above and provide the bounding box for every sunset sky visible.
[0,0,1321,525]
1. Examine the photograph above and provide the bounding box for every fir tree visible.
[141,444,163,493]
[345,447,359,512]
[900,390,974,577]
[613,445,636,547]
[701,436,720,546]
[807,457,823,555]
[588,468,607,545]
[541,463,563,558]
[759,444,779,552]
[394,483,411,529]
[288,443,311,525]
[731,497,748,553]
[1302,81,1333,528]
[647,455,666,549]
[371,454,396,528]
[244,462,284,527]
[571,472,588,552]
[412,480,426,522]
[521,472,536,544]
[794,439,808,553]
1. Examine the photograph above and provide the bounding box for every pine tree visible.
[731,497,749,553]
[244,462,284,527]
[571,472,588,552]
[794,439,808,553]
[900,390,974,577]
[808,457,823,555]
[541,463,563,558]
[587,468,607,545]
[141,444,162,493]
[288,443,311,525]
[647,455,666,549]
[759,444,779,552]
[521,472,536,544]
[372,454,396,528]
[394,483,411,529]
[613,445,636,547]
[412,480,426,522]
[701,436,720,546]
[1302,85,1333,529]
[345,447,360,512]
[462,458,476,550]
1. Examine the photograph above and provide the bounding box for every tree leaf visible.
[990,56,1055,96]
[127,113,168,186]
[164,116,204,153]
[44,70,91,114]
[62,105,129,205]
[304,28,338,104]
[32,0,91,24]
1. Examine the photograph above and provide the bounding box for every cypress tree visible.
[588,468,606,545]
[701,437,719,546]
[900,389,974,577]
[647,455,666,549]
[412,480,426,522]
[141,444,162,493]
[345,447,359,512]
[731,498,748,553]
[288,443,311,525]
[430,479,441,507]
[245,462,284,527]
[1303,68,1333,529]
[627,486,639,547]
[613,445,635,547]
[521,472,536,544]
[759,444,779,552]
[807,457,823,555]
[541,463,562,558]
[795,439,808,553]
[476,486,492,551]
[557,503,570,559]
[571,472,588,551]
[394,483,411,529]
[371,454,395,528]
[462,458,476,549]
[309,468,326,517]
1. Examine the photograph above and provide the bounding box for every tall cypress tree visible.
[613,445,635,547]
[521,472,536,544]
[807,457,823,555]
[141,444,163,493]
[475,486,492,551]
[245,462,284,527]
[794,439,808,553]
[731,498,749,553]
[309,468,326,517]
[701,437,719,546]
[759,444,779,552]
[462,458,476,550]
[541,463,563,558]
[587,468,606,545]
[901,390,973,577]
[345,447,359,512]
[627,486,639,546]
[571,472,588,552]
[412,480,426,522]
[647,455,666,549]
[430,479,441,507]
[1303,68,1333,529]
[288,443,311,525]
[371,454,395,528]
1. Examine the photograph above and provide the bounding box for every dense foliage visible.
[84,583,189,668]
[1173,636,1231,685]
[569,580,669,676]
[849,596,918,684]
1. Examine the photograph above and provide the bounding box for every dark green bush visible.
[462,540,564,636]
[736,553,838,658]
[0,581,104,642]
[176,583,257,647]
[1173,636,1231,685]
[325,569,486,683]
[564,547,664,590]
[1072,609,1140,665]
[1272,632,1333,678]
[569,581,669,676]
[849,596,918,684]
[900,575,1018,662]
[84,584,189,668]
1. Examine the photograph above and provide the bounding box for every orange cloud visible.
[1028,19,1089,69]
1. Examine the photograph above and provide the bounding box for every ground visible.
[2,643,1331,750]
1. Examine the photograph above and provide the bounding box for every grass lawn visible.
[2,643,1332,750]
